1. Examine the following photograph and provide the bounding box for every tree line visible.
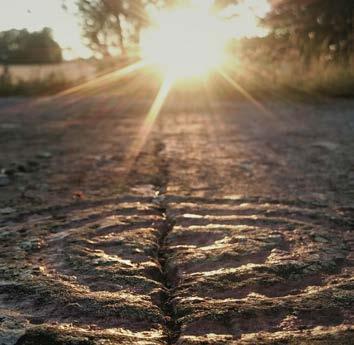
[0,28,62,64]
[264,0,354,64]
[74,0,353,63]
[73,0,250,57]
[1,1,352,64]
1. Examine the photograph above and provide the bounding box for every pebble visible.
[0,231,13,240]
[0,207,15,214]
[19,239,43,252]
[0,174,10,187]
[36,151,52,159]
[311,141,339,151]
[0,315,27,345]
[0,123,19,130]
[314,235,329,243]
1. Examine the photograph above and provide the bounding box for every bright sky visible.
[222,0,270,38]
[0,0,270,60]
[0,0,91,60]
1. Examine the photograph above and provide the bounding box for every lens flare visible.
[140,8,228,79]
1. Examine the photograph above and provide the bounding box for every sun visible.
[140,8,228,79]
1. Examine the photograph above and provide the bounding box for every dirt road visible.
[0,91,353,344]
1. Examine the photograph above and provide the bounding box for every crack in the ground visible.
[152,139,181,344]
[156,200,179,345]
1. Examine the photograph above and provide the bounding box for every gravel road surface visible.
[0,91,353,344]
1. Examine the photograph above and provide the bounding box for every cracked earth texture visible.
[0,90,353,345]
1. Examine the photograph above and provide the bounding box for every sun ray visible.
[53,60,146,98]
[217,67,275,118]
[123,72,174,175]
[144,73,173,127]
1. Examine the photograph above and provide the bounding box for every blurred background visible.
[0,0,353,97]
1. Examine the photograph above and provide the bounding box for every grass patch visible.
[1,59,354,99]
[0,75,74,96]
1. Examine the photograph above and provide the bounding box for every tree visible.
[264,0,354,63]
[74,0,244,57]
[75,0,151,57]
[0,28,62,64]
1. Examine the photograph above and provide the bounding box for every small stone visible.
[19,239,43,252]
[303,264,319,273]
[0,315,28,345]
[314,235,329,243]
[311,141,339,151]
[0,123,19,130]
[0,207,15,214]
[334,252,346,260]
[2,168,16,176]
[311,193,327,201]
[17,185,26,192]
[266,234,283,244]
[36,151,52,159]
[0,174,10,187]
[27,160,39,168]
[0,231,13,240]
[16,163,28,173]
[15,161,39,173]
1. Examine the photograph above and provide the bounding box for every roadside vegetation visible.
[0,61,98,96]
[249,0,354,98]
[221,37,354,99]
[0,75,71,97]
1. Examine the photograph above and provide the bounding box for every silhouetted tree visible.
[74,0,245,57]
[76,0,152,57]
[264,0,354,63]
[0,28,62,64]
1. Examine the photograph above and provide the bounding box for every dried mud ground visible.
[0,91,353,345]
